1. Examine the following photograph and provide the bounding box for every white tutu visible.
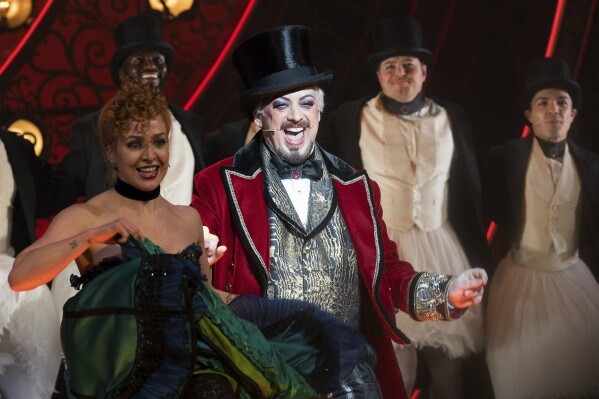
[0,253,62,399]
[50,260,80,321]
[391,223,484,358]
[486,251,599,399]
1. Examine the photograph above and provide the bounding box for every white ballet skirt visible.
[0,252,62,399]
[486,248,599,399]
[50,260,80,322]
[392,222,485,358]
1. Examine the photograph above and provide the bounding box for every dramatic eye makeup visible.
[300,96,315,108]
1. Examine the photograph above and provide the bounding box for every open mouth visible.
[141,72,160,81]
[284,127,306,146]
[137,166,160,179]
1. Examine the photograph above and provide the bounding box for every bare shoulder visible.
[172,204,203,225]
[33,201,102,248]
[51,202,99,230]
[47,192,118,233]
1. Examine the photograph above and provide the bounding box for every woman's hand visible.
[87,217,145,245]
[447,268,488,308]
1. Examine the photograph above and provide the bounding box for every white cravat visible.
[281,178,311,227]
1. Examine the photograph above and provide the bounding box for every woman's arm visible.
[9,207,142,291]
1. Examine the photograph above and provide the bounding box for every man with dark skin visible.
[42,14,205,215]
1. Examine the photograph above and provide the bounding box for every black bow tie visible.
[270,156,323,180]
[535,135,566,159]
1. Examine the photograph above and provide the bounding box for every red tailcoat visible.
[192,138,418,398]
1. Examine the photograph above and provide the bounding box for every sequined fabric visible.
[63,238,364,398]
[259,143,361,328]
[62,239,202,399]
[407,272,460,321]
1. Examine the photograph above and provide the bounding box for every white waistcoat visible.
[160,111,195,206]
[520,139,581,255]
[359,94,454,232]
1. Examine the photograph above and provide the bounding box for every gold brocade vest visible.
[359,94,454,232]
[259,144,361,328]
[516,139,581,270]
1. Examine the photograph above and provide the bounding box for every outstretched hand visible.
[447,268,488,309]
[203,226,227,266]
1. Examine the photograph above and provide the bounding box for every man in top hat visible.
[483,56,599,399]
[192,24,488,399]
[318,16,489,398]
[42,13,205,216]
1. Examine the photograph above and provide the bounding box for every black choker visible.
[535,136,566,159]
[382,93,426,115]
[114,178,160,201]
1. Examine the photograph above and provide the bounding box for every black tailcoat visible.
[203,119,251,167]
[482,135,599,280]
[0,130,47,254]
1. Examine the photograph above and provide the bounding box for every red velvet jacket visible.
[192,137,419,398]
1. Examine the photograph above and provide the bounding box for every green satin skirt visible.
[61,239,320,399]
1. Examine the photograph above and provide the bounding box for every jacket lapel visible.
[221,136,271,278]
[323,147,385,293]
[569,139,599,205]
[330,168,404,338]
[505,136,533,217]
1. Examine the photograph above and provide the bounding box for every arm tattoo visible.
[69,240,78,249]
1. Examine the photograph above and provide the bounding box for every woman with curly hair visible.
[9,79,367,399]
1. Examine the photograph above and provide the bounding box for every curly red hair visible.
[98,78,171,150]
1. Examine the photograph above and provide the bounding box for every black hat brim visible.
[239,70,333,118]
[110,42,175,86]
[519,78,582,110]
[367,48,433,72]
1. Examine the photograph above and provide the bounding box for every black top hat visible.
[110,14,175,86]
[232,25,332,118]
[367,16,432,72]
[519,57,581,110]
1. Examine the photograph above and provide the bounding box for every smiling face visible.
[107,116,169,191]
[118,51,168,89]
[525,88,577,142]
[376,55,427,103]
[254,88,321,165]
